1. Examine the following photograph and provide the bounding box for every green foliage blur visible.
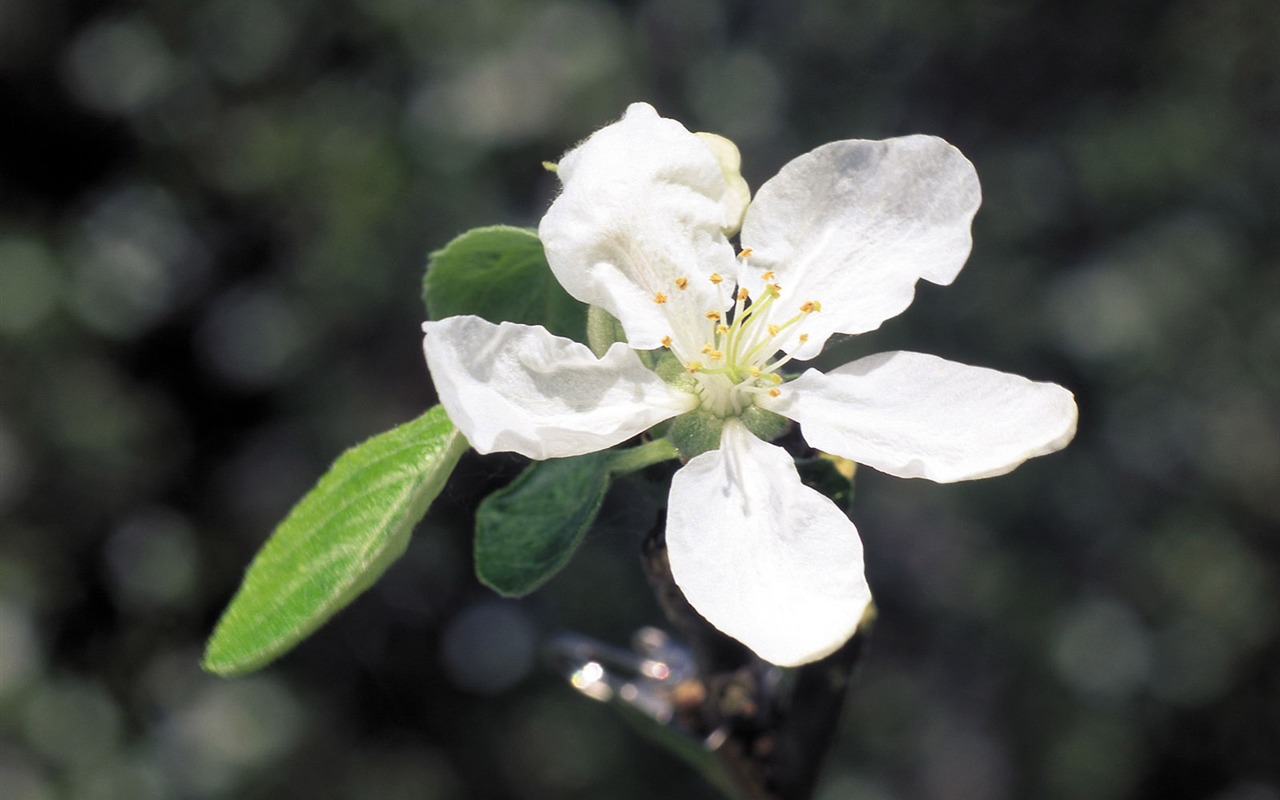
[2,0,1278,798]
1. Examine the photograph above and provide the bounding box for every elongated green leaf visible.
[475,451,614,596]
[203,406,467,676]
[423,225,588,341]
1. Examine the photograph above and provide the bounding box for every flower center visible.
[658,254,822,417]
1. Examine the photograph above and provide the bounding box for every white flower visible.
[422,103,1077,666]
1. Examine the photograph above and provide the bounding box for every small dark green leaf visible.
[475,451,614,596]
[423,225,588,342]
[796,456,856,513]
[203,406,467,676]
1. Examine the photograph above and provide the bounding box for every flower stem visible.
[608,437,680,475]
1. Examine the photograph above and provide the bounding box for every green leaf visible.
[423,225,589,342]
[475,451,615,597]
[796,455,856,513]
[203,406,468,676]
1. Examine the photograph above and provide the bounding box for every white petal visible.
[694,131,751,235]
[666,421,871,666]
[539,102,738,352]
[740,136,981,360]
[422,315,696,459]
[764,351,1078,483]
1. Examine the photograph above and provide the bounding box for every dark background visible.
[2,0,1279,798]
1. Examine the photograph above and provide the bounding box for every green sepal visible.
[423,225,589,342]
[669,405,789,460]
[654,351,698,392]
[474,450,615,597]
[202,406,468,676]
[586,305,627,358]
[669,408,725,459]
[740,405,789,442]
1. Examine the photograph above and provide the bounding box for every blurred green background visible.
[2,0,1278,797]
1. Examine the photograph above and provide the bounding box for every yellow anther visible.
[769,373,783,385]
[708,350,723,361]
[771,283,782,294]
[705,310,722,322]
[761,270,776,281]
[800,300,822,313]
[542,160,558,172]
[686,361,704,373]
[799,333,810,343]
[748,366,762,377]
[701,344,713,354]
[654,292,668,304]
[768,324,781,336]
[737,287,750,301]
[738,247,753,258]
[709,273,724,284]
[768,388,781,398]
[674,277,688,290]
[715,324,729,335]
[661,335,673,348]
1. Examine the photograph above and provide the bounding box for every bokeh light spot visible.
[22,678,124,768]
[64,15,177,114]
[160,676,304,796]
[191,0,295,85]
[103,507,201,611]
[439,600,536,695]
[0,237,61,334]
[196,285,311,388]
[0,598,41,699]
[68,185,207,339]
[1051,596,1152,698]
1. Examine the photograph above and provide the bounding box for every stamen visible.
[654,292,668,304]
[738,247,753,259]
[661,336,673,348]
[674,277,688,290]
[674,265,808,418]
